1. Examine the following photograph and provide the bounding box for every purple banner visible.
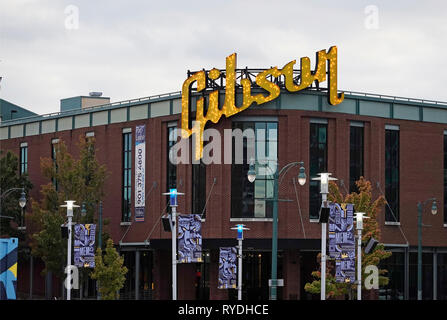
[177,214,202,263]
[328,203,355,283]
[74,224,96,268]
[218,247,237,289]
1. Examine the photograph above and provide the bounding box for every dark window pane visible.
[167,126,177,190]
[192,161,206,218]
[20,146,28,175]
[122,132,132,222]
[438,253,447,300]
[350,126,364,192]
[379,251,405,300]
[385,130,399,222]
[409,252,433,300]
[309,123,327,219]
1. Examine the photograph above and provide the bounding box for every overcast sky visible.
[1,0,446,115]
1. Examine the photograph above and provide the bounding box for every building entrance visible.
[228,251,283,300]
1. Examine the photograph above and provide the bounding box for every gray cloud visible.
[1,0,447,115]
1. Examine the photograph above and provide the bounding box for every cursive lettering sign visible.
[181,46,344,160]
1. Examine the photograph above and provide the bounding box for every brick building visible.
[1,87,447,300]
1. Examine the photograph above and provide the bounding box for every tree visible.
[29,136,108,283]
[0,150,33,260]
[90,239,127,300]
[304,177,392,299]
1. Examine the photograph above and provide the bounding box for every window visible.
[385,127,399,222]
[122,130,132,222]
[409,252,433,300]
[20,143,28,175]
[438,253,447,300]
[309,121,328,220]
[378,251,405,300]
[192,161,206,218]
[84,134,96,186]
[51,139,59,191]
[231,121,277,219]
[444,131,447,225]
[350,123,364,192]
[167,124,177,191]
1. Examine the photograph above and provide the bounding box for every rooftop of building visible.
[0,99,38,122]
[1,88,446,140]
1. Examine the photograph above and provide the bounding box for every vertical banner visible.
[328,203,355,283]
[74,224,97,268]
[178,214,202,263]
[135,124,146,222]
[218,247,237,289]
[0,238,18,300]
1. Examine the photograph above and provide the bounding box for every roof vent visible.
[89,92,103,97]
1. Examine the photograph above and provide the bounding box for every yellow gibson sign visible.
[181,45,344,160]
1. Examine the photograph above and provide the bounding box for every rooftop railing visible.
[1,88,447,127]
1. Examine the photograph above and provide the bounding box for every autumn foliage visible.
[304,177,392,299]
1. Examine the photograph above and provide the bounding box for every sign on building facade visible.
[135,124,146,222]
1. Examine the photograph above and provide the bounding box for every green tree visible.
[29,136,108,282]
[0,150,33,259]
[90,239,128,300]
[304,177,392,299]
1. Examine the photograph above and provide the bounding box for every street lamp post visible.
[354,212,368,300]
[312,172,337,301]
[162,188,184,300]
[417,198,437,300]
[0,188,26,237]
[231,224,249,300]
[61,200,79,301]
[248,160,306,300]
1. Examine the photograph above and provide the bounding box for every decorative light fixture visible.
[247,159,256,183]
[298,165,306,186]
[431,200,437,215]
[18,188,26,208]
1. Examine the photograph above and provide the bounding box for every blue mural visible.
[0,238,18,300]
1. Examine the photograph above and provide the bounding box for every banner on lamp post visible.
[218,247,237,289]
[328,203,355,283]
[74,224,96,268]
[178,214,202,263]
[135,124,146,222]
